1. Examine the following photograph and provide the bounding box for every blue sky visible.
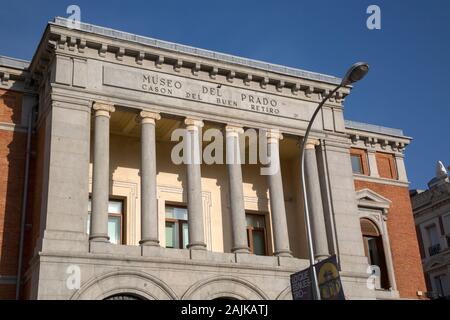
[1,0,449,189]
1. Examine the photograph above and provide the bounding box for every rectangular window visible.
[87,198,124,244]
[427,224,440,246]
[351,154,363,174]
[350,148,368,175]
[376,152,397,179]
[426,224,441,256]
[434,274,449,297]
[246,213,267,256]
[444,215,450,235]
[165,205,189,249]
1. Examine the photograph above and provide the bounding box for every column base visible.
[187,242,207,250]
[89,234,110,242]
[315,254,330,262]
[139,238,160,246]
[232,246,250,254]
[274,250,293,257]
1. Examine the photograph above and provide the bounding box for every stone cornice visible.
[0,59,34,93]
[46,84,350,141]
[353,174,410,188]
[28,18,351,108]
[347,129,410,154]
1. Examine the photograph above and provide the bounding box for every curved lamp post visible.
[300,62,369,300]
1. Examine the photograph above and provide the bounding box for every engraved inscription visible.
[103,65,314,120]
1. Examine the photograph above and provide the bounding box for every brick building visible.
[0,17,426,300]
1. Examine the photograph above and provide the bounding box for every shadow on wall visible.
[0,88,27,299]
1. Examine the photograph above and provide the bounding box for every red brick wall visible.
[354,179,426,299]
[376,152,397,180]
[0,89,26,299]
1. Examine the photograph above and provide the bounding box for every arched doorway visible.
[360,218,389,289]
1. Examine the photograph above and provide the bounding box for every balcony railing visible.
[428,243,441,256]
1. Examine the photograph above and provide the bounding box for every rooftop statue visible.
[436,160,448,179]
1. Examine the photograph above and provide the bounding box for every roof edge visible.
[345,119,411,140]
[0,55,30,70]
[51,16,342,85]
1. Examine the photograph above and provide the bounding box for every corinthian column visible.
[266,131,292,257]
[225,125,249,253]
[90,102,115,242]
[139,111,161,246]
[304,138,329,260]
[185,118,206,250]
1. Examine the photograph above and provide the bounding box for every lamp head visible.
[341,62,369,86]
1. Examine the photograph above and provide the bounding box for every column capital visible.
[92,102,115,118]
[305,138,320,150]
[184,118,204,130]
[266,130,283,143]
[139,111,161,124]
[225,124,244,136]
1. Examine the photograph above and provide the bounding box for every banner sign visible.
[291,255,345,300]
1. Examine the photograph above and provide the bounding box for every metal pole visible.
[300,85,341,300]
[16,106,35,300]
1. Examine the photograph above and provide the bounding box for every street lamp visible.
[300,62,369,300]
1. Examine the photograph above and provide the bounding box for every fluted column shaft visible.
[266,131,292,257]
[185,118,206,250]
[139,111,161,246]
[90,102,115,242]
[304,139,329,260]
[225,125,249,253]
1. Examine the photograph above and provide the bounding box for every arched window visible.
[360,218,390,289]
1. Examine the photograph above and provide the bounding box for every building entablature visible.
[28,17,350,108]
[411,181,450,217]
[346,120,411,156]
[23,18,360,142]
[0,56,35,94]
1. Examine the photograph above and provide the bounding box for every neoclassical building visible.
[0,17,425,300]
[411,162,450,298]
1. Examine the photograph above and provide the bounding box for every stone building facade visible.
[411,162,450,298]
[0,17,426,300]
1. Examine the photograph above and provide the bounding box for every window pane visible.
[351,155,362,174]
[165,221,176,248]
[166,206,188,220]
[246,214,265,228]
[427,225,439,246]
[86,214,90,234]
[252,230,266,255]
[108,216,121,244]
[182,222,189,249]
[108,201,123,214]
[367,237,380,266]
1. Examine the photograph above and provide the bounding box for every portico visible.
[87,103,331,259]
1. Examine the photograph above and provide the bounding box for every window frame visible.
[351,154,364,174]
[350,148,369,175]
[245,212,268,256]
[360,218,390,290]
[165,203,189,249]
[87,196,126,245]
[375,152,398,180]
